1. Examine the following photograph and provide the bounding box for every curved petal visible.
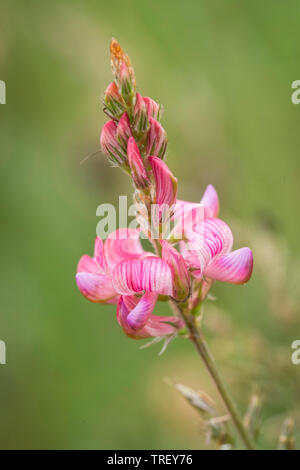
[113,258,143,295]
[200,184,219,218]
[76,272,118,303]
[117,293,157,336]
[148,156,177,208]
[104,228,145,271]
[161,240,190,300]
[204,247,253,284]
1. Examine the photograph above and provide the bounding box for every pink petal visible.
[76,272,118,303]
[148,156,177,208]
[180,218,233,273]
[113,256,174,296]
[204,247,253,284]
[127,137,149,188]
[161,240,190,300]
[200,184,219,218]
[117,294,183,338]
[135,315,184,338]
[77,255,100,274]
[113,258,143,295]
[104,228,145,271]
[117,292,157,333]
[146,117,168,159]
[171,202,204,240]
[142,256,174,296]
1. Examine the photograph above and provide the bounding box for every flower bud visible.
[133,93,149,136]
[146,117,168,159]
[104,81,125,118]
[116,112,132,152]
[100,120,127,166]
[143,96,161,121]
[161,240,190,301]
[127,137,149,189]
[110,39,136,106]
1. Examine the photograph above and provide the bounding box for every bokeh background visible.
[1,0,300,449]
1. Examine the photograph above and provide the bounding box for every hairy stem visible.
[171,300,256,450]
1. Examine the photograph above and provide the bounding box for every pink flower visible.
[177,185,253,289]
[76,229,184,339]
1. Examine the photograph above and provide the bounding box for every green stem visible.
[171,301,256,450]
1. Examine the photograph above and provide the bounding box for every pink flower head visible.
[76,229,184,339]
[146,117,168,159]
[127,137,149,189]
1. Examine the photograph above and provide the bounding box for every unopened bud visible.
[146,117,168,159]
[133,93,149,136]
[110,39,136,106]
[104,81,125,118]
[143,96,162,121]
[100,120,127,166]
[116,112,132,152]
[278,418,295,450]
[161,241,190,301]
[127,137,149,189]
[243,394,262,439]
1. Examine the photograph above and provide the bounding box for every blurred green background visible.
[1,0,300,449]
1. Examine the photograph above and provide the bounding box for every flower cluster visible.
[76,40,253,340]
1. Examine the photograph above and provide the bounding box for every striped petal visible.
[204,247,253,284]
[117,293,157,334]
[200,184,219,218]
[104,228,145,271]
[148,156,177,208]
[76,272,118,303]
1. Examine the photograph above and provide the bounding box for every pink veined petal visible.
[148,156,177,208]
[141,256,174,296]
[204,247,253,284]
[161,240,190,300]
[104,228,145,271]
[94,237,108,271]
[180,218,233,272]
[113,256,174,296]
[76,272,118,303]
[171,203,205,240]
[135,314,184,338]
[200,184,219,218]
[117,293,157,336]
[113,258,143,295]
[77,255,100,274]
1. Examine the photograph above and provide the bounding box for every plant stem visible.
[171,300,256,450]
